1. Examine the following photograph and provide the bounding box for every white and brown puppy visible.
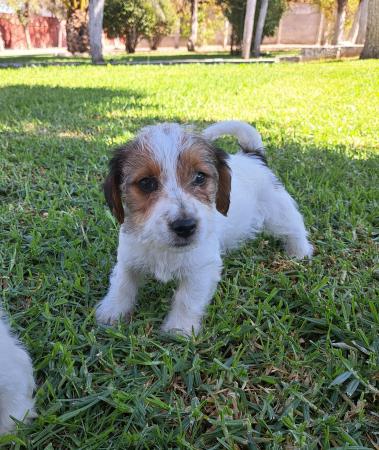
[96,121,313,335]
[0,312,35,434]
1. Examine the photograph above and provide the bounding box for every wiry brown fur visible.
[104,134,231,226]
[104,140,161,225]
[177,141,218,208]
[176,138,231,216]
[213,147,231,216]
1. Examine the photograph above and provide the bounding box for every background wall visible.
[0,2,326,50]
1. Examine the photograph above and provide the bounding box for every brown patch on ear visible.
[122,144,161,227]
[214,148,231,216]
[103,147,127,224]
[104,139,162,227]
[177,143,216,207]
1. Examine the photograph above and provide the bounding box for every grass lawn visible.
[0,50,235,65]
[0,60,378,449]
[0,49,294,66]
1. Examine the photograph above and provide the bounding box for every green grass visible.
[0,50,234,65]
[0,49,288,66]
[0,53,88,65]
[0,60,378,449]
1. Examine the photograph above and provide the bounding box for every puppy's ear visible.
[103,148,126,224]
[214,147,231,216]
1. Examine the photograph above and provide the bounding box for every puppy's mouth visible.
[173,241,192,248]
[171,236,198,249]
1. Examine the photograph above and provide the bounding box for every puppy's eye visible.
[137,177,158,193]
[193,172,207,186]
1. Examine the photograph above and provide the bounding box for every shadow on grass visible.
[0,54,88,64]
[0,84,163,140]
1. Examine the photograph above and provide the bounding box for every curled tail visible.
[202,120,264,154]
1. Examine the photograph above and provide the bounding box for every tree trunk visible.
[223,18,229,49]
[187,0,198,51]
[89,0,105,63]
[230,24,235,54]
[276,13,283,44]
[20,2,32,49]
[360,0,379,58]
[24,24,32,49]
[348,0,362,42]
[332,0,347,45]
[174,17,180,49]
[242,0,257,59]
[324,18,335,44]
[253,0,269,57]
[66,9,89,53]
[317,12,325,45]
[356,0,369,43]
[58,20,65,47]
[150,34,162,50]
[125,27,138,53]
[0,27,4,51]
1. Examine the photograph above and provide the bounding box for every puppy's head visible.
[104,123,231,249]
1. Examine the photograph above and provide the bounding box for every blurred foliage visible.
[148,0,177,49]
[5,0,42,25]
[45,0,67,20]
[316,0,360,32]
[104,0,177,52]
[179,0,225,46]
[197,0,226,46]
[63,0,89,13]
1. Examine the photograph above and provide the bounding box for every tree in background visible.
[89,0,105,62]
[64,0,89,53]
[45,0,67,47]
[241,0,257,58]
[316,0,364,45]
[104,0,152,53]
[219,0,286,55]
[104,0,176,53]
[196,0,225,46]
[360,0,379,58]
[332,0,347,43]
[253,0,268,56]
[348,0,368,43]
[148,0,177,50]
[179,0,225,49]
[187,0,199,50]
[170,0,187,47]
[6,0,42,49]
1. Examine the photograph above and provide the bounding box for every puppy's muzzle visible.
[169,218,197,238]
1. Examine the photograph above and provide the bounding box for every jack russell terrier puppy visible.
[96,121,313,335]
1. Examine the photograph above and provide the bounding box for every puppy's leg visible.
[0,388,36,434]
[162,261,221,336]
[96,262,141,324]
[263,185,313,259]
[0,317,35,434]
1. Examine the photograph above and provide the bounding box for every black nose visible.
[170,218,197,238]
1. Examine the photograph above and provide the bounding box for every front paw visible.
[286,239,314,259]
[95,297,133,325]
[161,313,201,336]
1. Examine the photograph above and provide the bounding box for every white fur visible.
[0,313,35,434]
[96,121,313,335]
[203,120,264,152]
